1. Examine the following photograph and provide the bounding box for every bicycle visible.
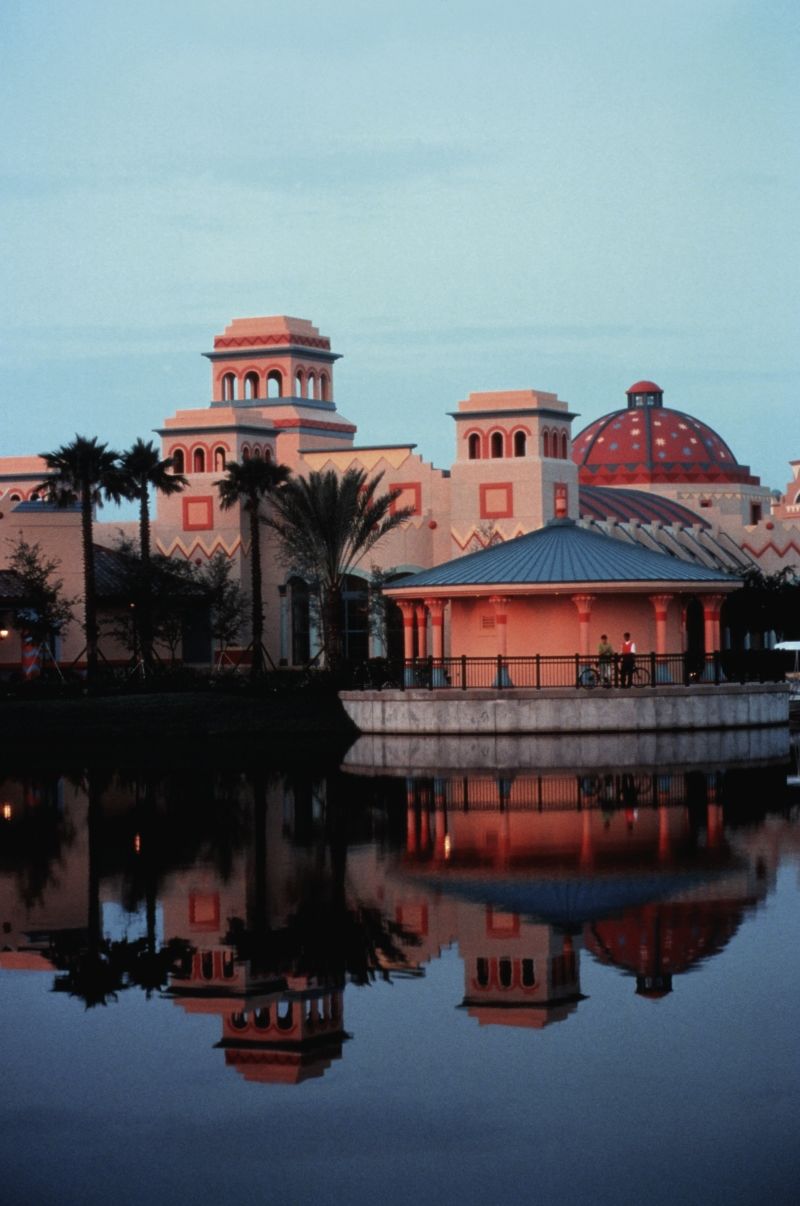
[578,659,649,688]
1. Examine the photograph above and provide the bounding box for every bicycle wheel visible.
[578,666,600,689]
[631,666,650,687]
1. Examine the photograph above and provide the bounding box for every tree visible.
[38,436,121,683]
[266,468,413,673]
[102,536,204,667]
[202,552,246,669]
[116,439,187,668]
[215,458,290,679]
[7,536,75,655]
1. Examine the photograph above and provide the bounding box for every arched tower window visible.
[241,445,251,462]
[253,445,262,458]
[542,430,551,458]
[171,449,185,474]
[294,370,304,396]
[560,431,568,459]
[306,371,317,400]
[264,446,273,462]
[243,371,260,400]
[490,431,504,459]
[267,370,283,398]
[213,447,226,472]
[513,431,526,457]
[221,372,237,402]
[193,448,206,473]
[468,433,481,460]
[320,371,331,401]
[277,1002,294,1030]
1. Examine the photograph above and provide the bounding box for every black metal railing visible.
[348,650,789,691]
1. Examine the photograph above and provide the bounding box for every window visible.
[560,431,568,459]
[243,371,260,399]
[253,1008,270,1030]
[253,445,262,458]
[513,431,526,457]
[241,445,251,461]
[221,372,237,401]
[193,448,206,473]
[172,449,185,474]
[750,503,762,524]
[276,1002,294,1030]
[521,958,535,987]
[490,431,503,459]
[230,1011,248,1031]
[542,430,551,458]
[213,447,226,472]
[295,370,304,396]
[201,952,214,980]
[267,369,283,398]
[476,958,490,988]
[320,371,330,401]
[306,371,316,400]
[498,957,512,988]
[468,433,481,460]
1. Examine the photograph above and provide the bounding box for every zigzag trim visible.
[156,535,245,560]
[741,540,800,560]
[450,526,521,552]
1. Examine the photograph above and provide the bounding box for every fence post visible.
[535,653,541,690]
[650,651,656,685]
[497,655,503,689]
[714,650,721,685]
[574,653,580,688]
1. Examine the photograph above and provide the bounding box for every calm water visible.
[1,743,799,1206]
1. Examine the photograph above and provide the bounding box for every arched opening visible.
[253,1008,270,1030]
[521,958,535,987]
[276,1002,294,1030]
[9,493,21,502]
[513,431,526,458]
[306,371,316,400]
[560,431,568,459]
[243,371,260,400]
[490,431,504,459]
[264,446,272,462]
[476,958,490,988]
[213,446,226,473]
[221,951,235,979]
[172,448,185,474]
[290,576,310,665]
[201,952,214,980]
[253,445,262,458]
[468,433,481,460]
[267,370,283,398]
[241,445,251,462]
[320,371,331,401]
[542,430,551,458]
[221,372,237,402]
[685,596,705,671]
[294,370,304,396]
[230,1011,248,1031]
[498,957,513,988]
[193,448,206,474]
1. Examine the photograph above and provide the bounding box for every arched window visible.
[241,445,251,462]
[306,371,316,400]
[193,448,206,473]
[230,1011,248,1031]
[221,951,235,979]
[295,370,304,396]
[476,958,490,988]
[253,445,262,458]
[267,369,283,398]
[498,957,513,988]
[468,433,481,460]
[213,446,226,472]
[513,431,526,457]
[521,958,535,987]
[264,446,272,462]
[490,431,503,459]
[172,448,185,474]
[560,431,568,459]
[542,430,551,458]
[253,1008,270,1030]
[9,493,21,502]
[320,371,330,401]
[243,371,260,400]
[201,952,214,980]
[277,1002,294,1030]
[221,372,237,401]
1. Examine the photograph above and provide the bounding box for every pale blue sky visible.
[2,0,797,489]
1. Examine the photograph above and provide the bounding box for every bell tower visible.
[205,316,341,406]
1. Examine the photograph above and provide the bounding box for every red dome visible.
[627,380,662,394]
[573,399,759,487]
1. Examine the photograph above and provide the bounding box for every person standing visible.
[598,633,614,686]
[620,631,637,687]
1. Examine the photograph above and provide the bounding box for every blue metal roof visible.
[391,519,736,589]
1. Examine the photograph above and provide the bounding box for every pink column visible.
[397,600,416,662]
[702,594,724,653]
[649,594,673,655]
[415,604,428,659]
[571,594,595,656]
[489,595,510,656]
[425,598,446,660]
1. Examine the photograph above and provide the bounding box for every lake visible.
[1,740,799,1206]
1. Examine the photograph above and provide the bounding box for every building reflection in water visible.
[0,755,797,1082]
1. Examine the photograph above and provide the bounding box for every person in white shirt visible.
[620,632,637,687]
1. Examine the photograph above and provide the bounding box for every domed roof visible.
[573,385,759,486]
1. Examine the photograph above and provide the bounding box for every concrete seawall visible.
[340,682,790,736]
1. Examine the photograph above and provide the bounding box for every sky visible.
[2,0,798,491]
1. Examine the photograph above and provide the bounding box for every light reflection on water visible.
[1,745,799,1205]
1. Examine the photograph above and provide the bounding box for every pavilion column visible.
[397,601,416,659]
[489,595,511,656]
[649,594,673,655]
[702,594,725,654]
[571,594,596,657]
[415,604,428,660]
[425,598,446,660]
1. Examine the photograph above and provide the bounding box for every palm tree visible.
[118,439,188,667]
[215,458,291,678]
[39,436,121,683]
[266,468,412,673]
